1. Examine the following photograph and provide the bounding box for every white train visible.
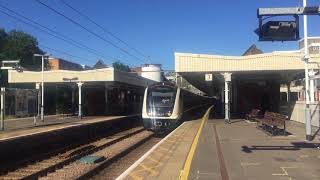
[142,82,214,133]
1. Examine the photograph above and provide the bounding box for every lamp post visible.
[34,54,50,121]
[302,0,312,141]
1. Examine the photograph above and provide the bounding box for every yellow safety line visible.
[180,106,213,180]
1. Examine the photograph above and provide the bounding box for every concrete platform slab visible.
[123,120,201,180]
[116,120,202,180]
[0,115,137,142]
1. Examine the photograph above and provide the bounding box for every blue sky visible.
[1,0,320,70]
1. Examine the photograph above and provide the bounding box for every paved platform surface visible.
[0,115,134,141]
[119,111,320,180]
[4,114,78,131]
[190,119,320,180]
[2,115,80,131]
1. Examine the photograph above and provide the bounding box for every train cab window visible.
[147,87,176,107]
[147,86,177,117]
[150,92,175,107]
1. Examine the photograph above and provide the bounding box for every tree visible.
[1,29,44,70]
[0,28,7,60]
[112,61,130,72]
[0,29,46,86]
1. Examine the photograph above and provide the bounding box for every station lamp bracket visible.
[1,60,20,70]
[0,60,23,72]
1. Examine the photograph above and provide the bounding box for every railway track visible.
[0,127,153,180]
[92,137,161,180]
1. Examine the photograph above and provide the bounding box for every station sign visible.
[205,73,212,81]
[256,20,299,41]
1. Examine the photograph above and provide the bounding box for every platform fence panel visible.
[5,88,38,118]
[0,88,39,130]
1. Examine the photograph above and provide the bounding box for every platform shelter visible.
[175,52,320,127]
[7,68,155,116]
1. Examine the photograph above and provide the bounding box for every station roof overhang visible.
[8,68,155,88]
[175,52,320,94]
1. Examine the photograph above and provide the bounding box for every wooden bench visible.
[246,109,261,120]
[256,111,287,136]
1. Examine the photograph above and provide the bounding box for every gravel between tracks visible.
[38,130,153,180]
[92,137,161,180]
[0,127,144,180]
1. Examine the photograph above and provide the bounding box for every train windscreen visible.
[147,86,177,117]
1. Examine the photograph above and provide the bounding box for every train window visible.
[147,86,177,108]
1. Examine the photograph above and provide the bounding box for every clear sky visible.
[1,0,320,70]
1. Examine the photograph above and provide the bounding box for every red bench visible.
[256,111,287,136]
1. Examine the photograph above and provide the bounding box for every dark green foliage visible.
[112,61,130,72]
[0,70,8,87]
[0,29,45,70]
[0,28,7,60]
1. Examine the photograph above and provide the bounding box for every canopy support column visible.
[309,70,316,103]
[222,73,232,123]
[77,82,83,118]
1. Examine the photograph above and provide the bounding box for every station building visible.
[4,54,171,117]
[48,57,84,71]
[7,67,156,116]
[175,46,320,127]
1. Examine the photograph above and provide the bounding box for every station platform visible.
[0,115,138,142]
[118,108,320,180]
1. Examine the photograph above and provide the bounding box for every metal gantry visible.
[258,6,320,16]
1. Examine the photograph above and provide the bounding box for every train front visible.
[142,83,180,132]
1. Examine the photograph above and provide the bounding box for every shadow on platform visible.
[242,142,320,153]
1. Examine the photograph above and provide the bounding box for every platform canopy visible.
[175,52,320,94]
[8,68,155,87]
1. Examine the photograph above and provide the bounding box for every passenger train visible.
[142,82,214,133]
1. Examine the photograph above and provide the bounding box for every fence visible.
[1,88,39,130]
